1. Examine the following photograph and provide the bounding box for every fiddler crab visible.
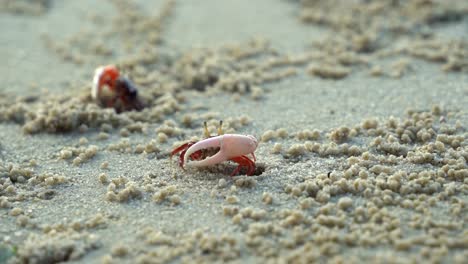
[171,121,259,176]
[92,65,144,113]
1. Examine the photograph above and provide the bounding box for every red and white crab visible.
[171,121,259,176]
[92,65,144,112]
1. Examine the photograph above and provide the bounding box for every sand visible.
[0,0,467,263]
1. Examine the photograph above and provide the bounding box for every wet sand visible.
[1,0,467,263]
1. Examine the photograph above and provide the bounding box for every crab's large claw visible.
[184,134,258,169]
[184,136,225,167]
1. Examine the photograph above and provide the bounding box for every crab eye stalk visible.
[218,120,223,135]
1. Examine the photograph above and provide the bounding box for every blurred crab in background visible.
[92,65,144,113]
[171,121,259,176]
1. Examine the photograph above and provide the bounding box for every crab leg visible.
[251,152,256,162]
[230,155,255,176]
[171,142,192,158]
[171,142,193,168]
[246,156,255,175]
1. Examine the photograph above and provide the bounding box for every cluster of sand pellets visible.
[13,229,100,263]
[0,87,184,134]
[292,0,468,78]
[41,0,175,65]
[105,177,143,203]
[299,0,468,39]
[0,0,50,15]
[1,160,68,206]
[405,38,468,72]
[167,38,298,95]
[306,35,468,79]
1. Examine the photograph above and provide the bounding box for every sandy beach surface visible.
[1,0,467,263]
